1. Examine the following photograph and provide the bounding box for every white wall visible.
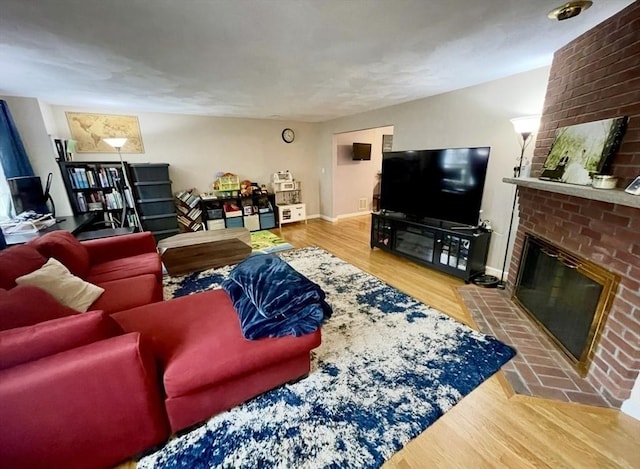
[622,372,640,421]
[0,96,73,216]
[317,66,550,274]
[4,66,550,276]
[42,105,321,216]
[333,126,393,218]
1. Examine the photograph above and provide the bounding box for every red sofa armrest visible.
[0,332,169,469]
[83,231,158,265]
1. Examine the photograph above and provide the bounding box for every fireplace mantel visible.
[503,177,640,209]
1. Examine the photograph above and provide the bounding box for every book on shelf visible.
[176,189,201,207]
[76,193,88,212]
[124,188,135,208]
[175,204,189,215]
[187,207,202,219]
[67,166,124,190]
[177,215,194,227]
[126,213,139,228]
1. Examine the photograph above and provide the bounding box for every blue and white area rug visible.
[147,247,515,469]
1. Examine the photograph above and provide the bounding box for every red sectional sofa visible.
[0,231,163,315]
[0,231,321,469]
[113,289,321,432]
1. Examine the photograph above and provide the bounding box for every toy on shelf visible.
[213,172,240,197]
[240,179,253,197]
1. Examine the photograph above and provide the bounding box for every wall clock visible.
[282,128,295,143]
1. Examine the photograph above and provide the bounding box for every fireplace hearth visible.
[513,233,619,376]
[459,286,610,407]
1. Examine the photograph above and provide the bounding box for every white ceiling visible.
[0,0,634,122]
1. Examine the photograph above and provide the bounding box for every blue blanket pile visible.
[221,254,332,339]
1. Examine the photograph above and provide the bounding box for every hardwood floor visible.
[277,216,640,469]
[120,215,639,468]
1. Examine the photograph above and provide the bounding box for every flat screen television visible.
[380,147,491,226]
[352,142,372,160]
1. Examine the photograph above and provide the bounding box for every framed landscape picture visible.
[539,116,627,185]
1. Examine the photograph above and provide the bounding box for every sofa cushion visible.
[29,230,91,278]
[113,289,322,398]
[0,310,122,370]
[86,253,163,284]
[0,285,79,331]
[16,258,105,312]
[0,244,47,289]
[91,274,163,314]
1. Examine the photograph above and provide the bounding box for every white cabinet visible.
[277,203,306,227]
[274,184,306,227]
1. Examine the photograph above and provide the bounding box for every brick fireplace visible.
[506,3,640,407]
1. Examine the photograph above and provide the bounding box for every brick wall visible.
[511,2,640,407]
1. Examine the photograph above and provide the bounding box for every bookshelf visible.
[58,161,139,229]
[175,189,204,232]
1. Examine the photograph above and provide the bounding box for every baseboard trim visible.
[336,211,371,220]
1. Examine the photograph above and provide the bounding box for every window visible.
[0,161,13,221]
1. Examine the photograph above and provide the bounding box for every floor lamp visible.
[103,137,141,230]
[497,115,541,290]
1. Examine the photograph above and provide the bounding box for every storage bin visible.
[135,182,173,199]
[206,219,226,231]
[207,209,223,219]
[225,217,244,228]
[244,214,260,232]
[129,164,170,182]
[259,213,276,230]
[138,198,175,216]
[140,213,178,232]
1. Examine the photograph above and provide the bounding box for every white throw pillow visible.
[15,257,104,312]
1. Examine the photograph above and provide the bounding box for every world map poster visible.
[66,112,145,153]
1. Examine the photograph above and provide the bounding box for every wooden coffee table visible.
[157,228,251,275]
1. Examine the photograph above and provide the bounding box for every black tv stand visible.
[370,212,491,282]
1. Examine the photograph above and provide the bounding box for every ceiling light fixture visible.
[548,1,593,21]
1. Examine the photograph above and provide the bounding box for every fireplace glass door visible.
[513,234,618,374]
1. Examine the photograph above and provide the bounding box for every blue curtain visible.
[0,100,34,178]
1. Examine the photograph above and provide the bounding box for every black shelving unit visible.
[58,161,139,229]
[128,163,179,242]
[370,212,491,282]
[201,192,276,232]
